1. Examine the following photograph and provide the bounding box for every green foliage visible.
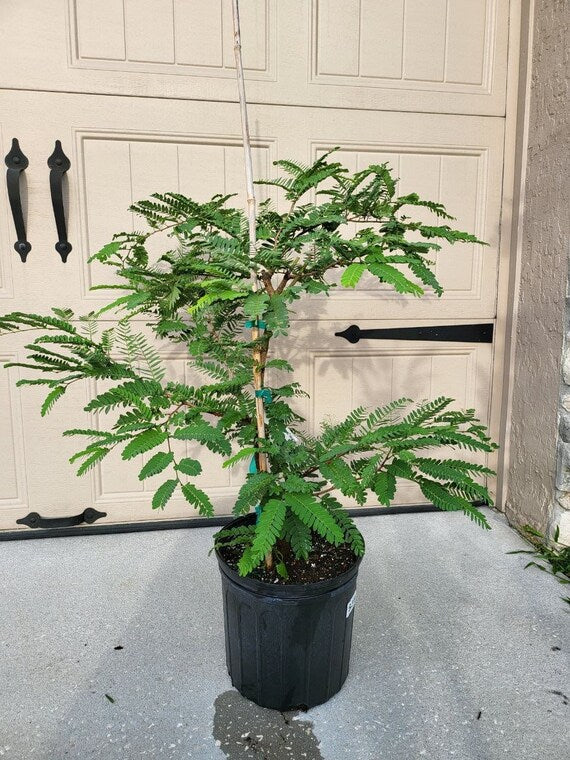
[138,451,174,480]
[283,493,345,546]
[176,458,202,476]
[222,447,259,469]
[508,525,570,606]
[243,292,269,319]
[234,472,276,516]
[340,263,366,288]
[122,429,167,460]
[181,482,214,516]
[41,385,66,416]
[321,494,365,556]
[152,479,178,510]
[0,152,495,577]
[282,513,313,560]
[240,499,287,575]
[113,322,165,382]
[373,470,397,506]
[173,421,232,456]
[212,523,256,553]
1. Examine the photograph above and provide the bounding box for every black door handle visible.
[16,507,107,529]
[47,140,72,262]
[4,138,31,262]
[335,323,494,344]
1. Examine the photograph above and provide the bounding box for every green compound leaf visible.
[152,478,178,510]
[418,478,490,529]
[283,492,345,545]
[175,457,202,476]
[340,262,366,288]
[121,429,168,460]
[367,262,424,297]
[250,499,286,561]
[283,513,313,560]
[222,447,258,469]
[181,482,214,516]
[138,451,174,480]
[41,385,66,417]
[76,448,109,476]
[243,292,269,319]
[173,421,231,456]
[373,470,397,506]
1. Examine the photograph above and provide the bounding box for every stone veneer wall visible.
[504,0,570,542]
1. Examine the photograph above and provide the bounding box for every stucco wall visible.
[504,0,570,535]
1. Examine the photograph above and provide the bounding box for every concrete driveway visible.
[1,510,568,759]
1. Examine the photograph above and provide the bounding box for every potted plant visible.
[0,3,496,711]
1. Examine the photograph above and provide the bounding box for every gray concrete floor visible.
[0,510,568,759]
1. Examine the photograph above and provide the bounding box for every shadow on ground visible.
[213,690,323,759]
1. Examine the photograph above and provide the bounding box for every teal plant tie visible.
[245,319,267,330]
[248,454,262,522]
[246,317,270,523]
[255,388,272,403]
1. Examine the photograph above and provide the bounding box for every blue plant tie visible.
[255,388,272,403]
[245,319,267,330]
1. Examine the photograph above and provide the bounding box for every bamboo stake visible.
[231,0,272,569]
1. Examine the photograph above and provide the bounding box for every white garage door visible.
[0,0,510,532]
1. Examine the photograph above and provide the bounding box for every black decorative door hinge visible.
[335,323,494,344]
[16,508,107,530]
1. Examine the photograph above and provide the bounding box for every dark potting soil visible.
[219,533,359,585]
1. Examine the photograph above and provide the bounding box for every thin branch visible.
[314,484,337,497]
[275,272,291,294]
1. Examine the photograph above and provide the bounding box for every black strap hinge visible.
[335,323,494,344]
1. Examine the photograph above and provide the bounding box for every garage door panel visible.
[0,127,15,302]
[79,130,276,299]
[73,0,274,78]
[1,1,508,115]
[74,0,126,62]
[0,92,501,316]
[359,0,405,80]
[274,319,492,507]
[0,349,27,515]
[0,1,512,533]
[310,0,507,114]
[310,0,504,103]
[304,135,500,320]
[1,90,502,315]
[90,352,234,504]
[0,333,95,531]
[87,319,493,521]
[403,0,448,82]
[275,321,491,432]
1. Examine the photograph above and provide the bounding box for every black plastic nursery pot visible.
[215,513,363,711]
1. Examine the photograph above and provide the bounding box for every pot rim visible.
[214,513,364,599]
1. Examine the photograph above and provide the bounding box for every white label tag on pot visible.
[346,592,356,618]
